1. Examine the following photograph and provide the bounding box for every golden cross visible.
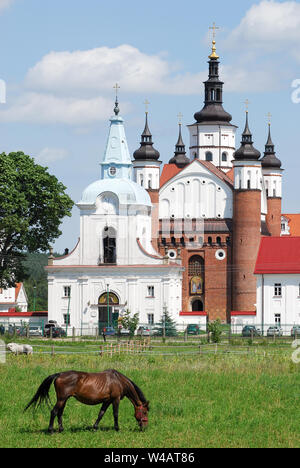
[245,99,250,113]
[144,99,150,114]
[209,22,220,40]
[113,83,120,98]
[267,112,272,125]
[177,112,183,124]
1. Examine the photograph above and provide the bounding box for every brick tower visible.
[261,123,283,237]
[232,111,262,313]
[133,112,162,247]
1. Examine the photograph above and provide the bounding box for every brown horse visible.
[24,369,149,433]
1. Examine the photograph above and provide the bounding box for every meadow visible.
[0,344,300,448]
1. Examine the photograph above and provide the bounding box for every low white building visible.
[46,101,183,334]
[254,237,300,335]
[0,283,28,314]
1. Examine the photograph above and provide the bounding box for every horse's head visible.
[135,401,149,431]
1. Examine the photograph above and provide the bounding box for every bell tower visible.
[232,110,262,313]
[261,120,283,237]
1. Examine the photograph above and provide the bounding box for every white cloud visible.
[0,92,125,125]
[226,1,300,51]
[0,0,15,12]
[36,147,69,164]
[25,44,206,96]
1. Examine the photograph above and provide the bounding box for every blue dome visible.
[78,178,152,207]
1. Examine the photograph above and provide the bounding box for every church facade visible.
[47,38,287,331]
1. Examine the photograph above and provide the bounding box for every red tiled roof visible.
[254,237,300,274]
[160,160,234,189]
[160,164,183,187]
[0,311,47,317]
[283,214,300,236]
[15,283,22,301]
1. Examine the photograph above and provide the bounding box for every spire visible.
[194,24,232,125]
[113,83,120,116]
[261,121,282,169]
[133,111,160,161]
[169,118,190,168]
[234,111,261,161]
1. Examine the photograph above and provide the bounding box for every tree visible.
[0,152,74,288]
[156,306,178,337]
[120,309,139,338]
[207,319,223,343]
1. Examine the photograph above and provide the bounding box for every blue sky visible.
[0,0,299,252]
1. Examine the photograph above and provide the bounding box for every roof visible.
[283,214,300,236]
[254,237,300,274]
[160,160,234,189]
[77,178,152,207]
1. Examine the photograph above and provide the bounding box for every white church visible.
[46,99,183,333]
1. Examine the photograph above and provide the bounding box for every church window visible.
[140,175,144,187]
[208,237,213,245]
[192,299,204,312]
[188,256,204,276]
[216,89,221,101]
[147,286,155,298]
[63,286,71,298]
[206,152,213,162]
[216,237,222,246]
[109,166,116,177]
[222,152,228,162]
[274,283,282,297]
[148,314,154,325]
[63,314,71,325]
[103,227,117,264]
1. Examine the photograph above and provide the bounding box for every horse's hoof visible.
[115,427,120,432]
[59,427,64,433]
[93,425,99,431]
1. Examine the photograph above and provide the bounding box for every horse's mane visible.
[110,369,147,404]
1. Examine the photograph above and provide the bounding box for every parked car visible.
[119,328,131,336]
[136,326,151,336]
[186,324,200,335]
[102,326,115,336]
[45,327,66,338]
[242,325,261,337]
[267,326,283,337]
[291,326,300,337]
[19,326,43,337]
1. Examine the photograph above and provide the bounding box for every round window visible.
[109,166,117,177]
[216,249,226,261]
[168,249,177,260]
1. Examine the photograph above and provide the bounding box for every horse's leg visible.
[112,398,120,432]
[93,401,111,430]
[48,399,66,434]
[57,399,68,433]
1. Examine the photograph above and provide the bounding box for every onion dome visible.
[169,123,190,168]
[133,113,160,161]
[194,40,232,125]
[261,124,282,169]
[234,112,261,161]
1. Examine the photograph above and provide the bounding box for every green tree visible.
[0,152,74,288]
[120,309,139,338]
[157,306,178,337]
[207,319,223,343]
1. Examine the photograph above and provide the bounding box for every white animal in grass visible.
[7,343,33,355]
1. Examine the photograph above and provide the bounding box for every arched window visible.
[222,152,228,162]
[188,255,204,276]
[206,152,213,162]
[103,227,117,264]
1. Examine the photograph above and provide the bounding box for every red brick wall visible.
[266,197,282,237]
[232,190,261,313]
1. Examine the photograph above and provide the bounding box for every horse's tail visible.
[24,373,61,412]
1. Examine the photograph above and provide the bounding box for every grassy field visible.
[0,345,300,448]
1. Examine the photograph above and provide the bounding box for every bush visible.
[207,319,222,343]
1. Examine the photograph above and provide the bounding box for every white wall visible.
[159,160,233,219]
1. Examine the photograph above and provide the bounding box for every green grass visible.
[0,348,300,448]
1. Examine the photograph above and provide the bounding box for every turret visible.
[261,122,283,237]
[169,121,190,168]
[232,111,262,313]
[133,111,162,247]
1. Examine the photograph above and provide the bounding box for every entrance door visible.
[192,299,204,312]
[98,292,120,331]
